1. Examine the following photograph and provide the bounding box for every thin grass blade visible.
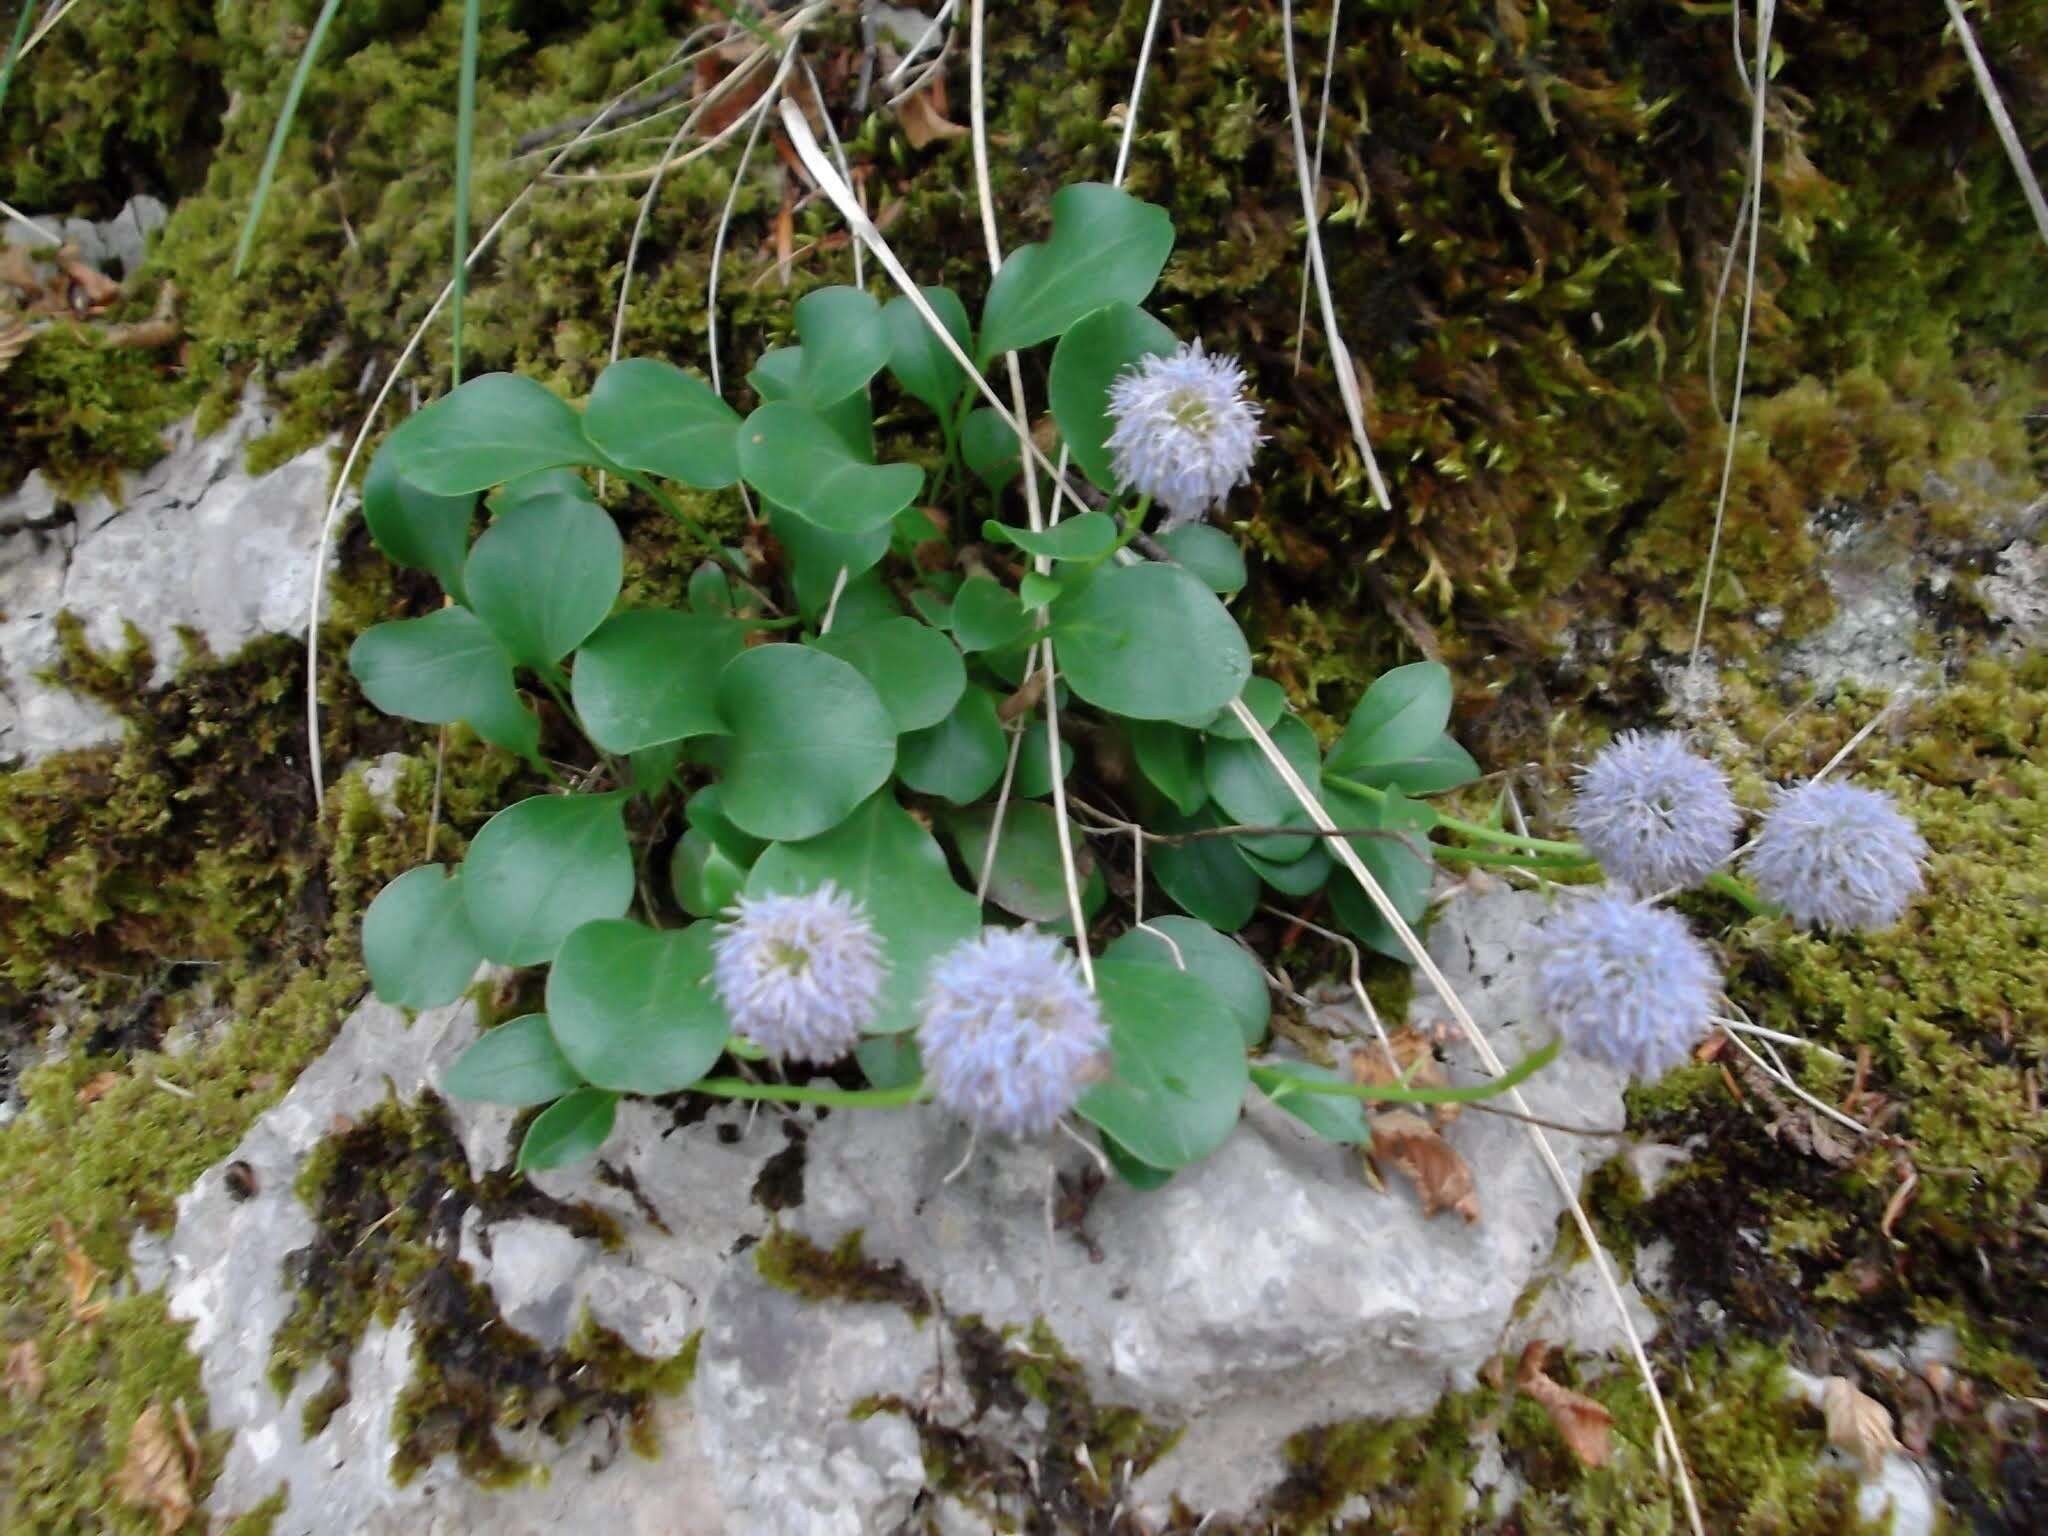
[233,0,345,278]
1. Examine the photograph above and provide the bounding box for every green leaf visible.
[811,617,966,733]
[361,447,473,602]
[982,511,1118,562]
[767,502,891,620]
[944,801,1103,925]
[1333,733,1481,797]
[1019,571,1063,611]
[1012,718,1074,800]
[1324,782,1436,962]
[685,784,770,866]
[796,285,893,405]
[898,688,1007,804]
[883,287,972,415]
[571,608,745,753]
[546,920,729,1092]
[1128,718,1208,817]
[978,184,1175,359]
[1151,806,1259,932]
[348,607,538,759]
[1327,662,1454,778]
[388,373,604,495]
[738,402,922,535]
[464,494,623,670]
[1240,837,1334,897]
[716,646,897,841]
[669,828,748,918]
[461,792,635,965]
[583,358,742,490]
[1051,564,1250,722]
[517,1087,618,1173]
[749,346,874,457]
[489,467,591,512]
[748,793,980,1035]
[960,407,1022,492]
[1076,958,1248,1171]
[855,1033,922,1092]
[1100,1129,1175,1189]
[1197,676,1288,738]
[1105,916,1271,1046]
[442,1014,585,1106]
[1252,1061,1371,1144]
[1204,714,1323,862]
[1159,523,1246,596]
[1047,302,1176,489]
[362,865,484,1010]
[951,577,1033,652]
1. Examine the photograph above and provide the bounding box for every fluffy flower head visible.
[1744,780,1926,932]
[1572,730,1740,893]
[1104,341,1263,528]
[711,882,886,1063]
[1533,894,1720,1080]
[917,927,1109,1138]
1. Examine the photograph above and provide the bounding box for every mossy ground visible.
[2,0,2044,1529]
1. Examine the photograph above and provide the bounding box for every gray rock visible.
[3,193,167,278]
[0,389,341,763]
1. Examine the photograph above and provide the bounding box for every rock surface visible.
[3,193,168,280]
[0,390,340,763]
[136,884,1665,1533]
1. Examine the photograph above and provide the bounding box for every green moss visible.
[0,324,198,496]
[1267,1392,1485,1533]
[752,1227,931,1319]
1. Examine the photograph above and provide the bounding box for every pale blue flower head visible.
[1105,341,1264,528]
[712,882,886,1063]
[1533,893,1720,1080]
[1572,730,1740,894]
[1744,780,1926,932]
[917,927,1109,1138]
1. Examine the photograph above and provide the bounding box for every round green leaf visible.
[1105,916,1270,1047]
[951,576,1033,652]
[1324,783,1436,962]
[490,467,592,512]
[1241,837,1334,897]
[978,184,1175,360]
[584,358,743,489]
[1159,523,1247,596]
[442,1014,585,1106]
[571,608,745,753]
[751,346,875,457]
[1052,563,1250,721]
[982,511,1119,562]
[388,373,604,495]
[1151,806,1259,932]
[960,408,1022,491]
[740,402,920,536]
[897,687,1007,804]
[1012,718,1074,800]
[669,828,748,918]
[1100,1128,1175,1189]
[1252,1061,1371,1144]
[686,784,770,865]
[361,447,473,602]
[767,502,892,620]
[546,920,729,1093]
[1333,733,1481,797]
[883,287,972,414]
[1204,715,1323,862]
[1327,662,1454,777]
[944,801,1102,925]
[362,864,485,1010]
[461,792,635,965]
[796,286,893,405]
[348,607,538,759]
[1128,718,1208,816]
[856,1033,922,1092]
[1048,302,1176,489]
[748,793,980,1035]
[1196,676,1288,738]
[517,1087,618,1173]
[1076,958,1248,1171]
[463,494,623,670]
[811,617,966,733]
[716,645,897,841]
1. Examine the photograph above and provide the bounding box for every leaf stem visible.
[1323,773,1585,856]
[690,1075,933,1108]
[1262,1039,1561,1105]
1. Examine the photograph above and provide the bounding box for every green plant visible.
[351,181,1576,1180]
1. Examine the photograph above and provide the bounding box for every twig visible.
[1292,0,1342,372]
[1944,0,2048,251]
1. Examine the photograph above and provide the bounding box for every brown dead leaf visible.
[1822,1376,1902,1478]
[774,184,796,290]
[102,282,182,350]
[1349,1028,1461,1125]
[1517,1341,1613,1468]
[0,313,30,376]
[1370,1109,1479,1222]
[4,1340,47,1404]
[897,77,967,150]
[0,243,44,298]
[52,1218,105,1323]
[60,250,121,314]
[114,1401,196,1534]
[76,1071,122,1105]
[1880,1161,1919,1241]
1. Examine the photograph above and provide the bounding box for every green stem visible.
[1429,843,1595,873]
[1263,1040,1560,1105]
[1706,869,1776,918]
[1324,773,1586,857]
[0,4,35,123]
[690,1076,933,1108]
[451,0,480,384]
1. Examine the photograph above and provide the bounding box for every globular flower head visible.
[1105,341,1264,528]
[712,882,886,1063]
[1744,780,1926,932]
[1572,730,1740,894]
[1533,894,1721,1080]
[917,927,1109,1138]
